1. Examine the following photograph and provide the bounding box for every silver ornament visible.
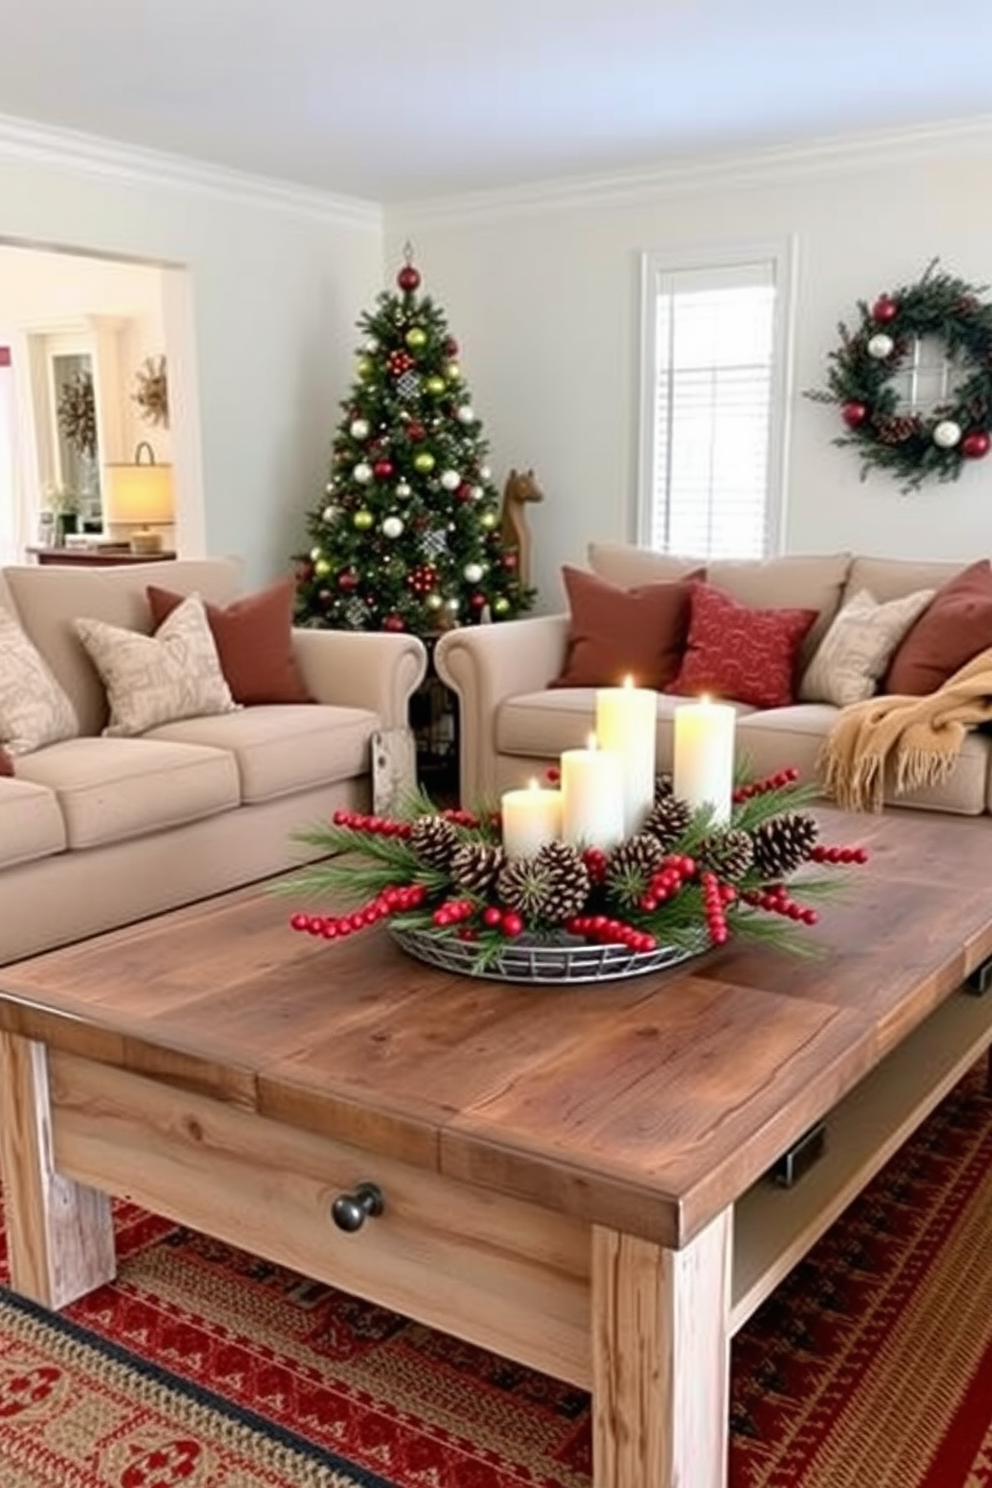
[363,336,379,354]
[353,462,373,484]
[396,481,412,498]
[382,515,405,538]
[349,418,370,440]
[456,404,476,424]
[309,546,323,562]
[322,504,339,523]
[445,596,460,612]
[867,333,894,360]
[463,562,484,583]
[933,419,962,449]
[440,469,462,491]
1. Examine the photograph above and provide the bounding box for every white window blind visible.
[640,255,785,561]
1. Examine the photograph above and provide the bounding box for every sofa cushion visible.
[551,566,703,690]
[884,559,992,696]
[145,703,378,804]
[75,595,239,737]
[13,737,240,849]
[842,555,965,606]
[588,545,851,669]
[0,744,14,775]
[799,587,935,707]
[2,558,244,736]
[146,577,314,706]
[0,777,66,868]
[0,604,78,755]
[670,583,817,709]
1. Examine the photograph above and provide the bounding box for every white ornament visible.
[445,597,460,613]
[456,404,476,425]
[426,592,443,610]
[353,462,373,484]
[324,481,334,494]
[463,562,484,583]
[440,469,462,491]
[349,418,370,440]
[396,481,412,499]
[480,511,498,529]
[382,516,405,539]
[933,419,962,449]
[867,333,895,360]
[471,485,483,501]
[363,336,379,354]
[480,465,492,481]
[309,546,323,563]
[322,505,339,523]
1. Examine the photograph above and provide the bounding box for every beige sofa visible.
[0,557,426,965]
[435,545,992,816]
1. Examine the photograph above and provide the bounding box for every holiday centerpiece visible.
[807,259,992,493]
[283,687,868,984]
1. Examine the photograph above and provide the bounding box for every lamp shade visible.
[102,441,174,528]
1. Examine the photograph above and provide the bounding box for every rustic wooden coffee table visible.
[2,807,992,1488]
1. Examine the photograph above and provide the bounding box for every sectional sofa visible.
[0,557,426,965]
[435,545,992,816]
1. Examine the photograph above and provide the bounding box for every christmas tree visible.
[294,250,536,633]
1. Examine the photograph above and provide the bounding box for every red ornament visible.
[871,296,898,324]
[444,336,459,357]
[502,551,519,571]
[455,482,474,502]
[373,459,394,480]
[469,592,487,610]
[382,613,406,632]
[337,570,359,592]
[397,264,421,293]
[962,430,991,459]
[406,421,426,442]
[387,350,415,376]
[295,561,314,583]
[842,400,868,429]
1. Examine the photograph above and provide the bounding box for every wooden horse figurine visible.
[500,468,543,591]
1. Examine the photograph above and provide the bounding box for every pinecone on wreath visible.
[751,813,819,879]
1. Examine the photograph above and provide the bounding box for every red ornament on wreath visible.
[842,400,868,429]
[871,296,898,324]
[962,430,992,459]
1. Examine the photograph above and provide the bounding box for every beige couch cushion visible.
[14,737,240,849]
[0,604,79,755]
[842,555,965,605]
[799,587,935,707]
[75,595,238,737]
[3,558,244,736]
[587,545,852,668]
[146,704,378,804]
[0,778,66,868]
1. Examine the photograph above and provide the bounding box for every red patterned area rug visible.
[2,1064,992,1487]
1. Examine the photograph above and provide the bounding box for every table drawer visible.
[48,1049,593,1388]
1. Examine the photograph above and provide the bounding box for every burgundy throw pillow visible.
[884,559,992,695]
[147,577,314,706]
[551,565,705,690]
[0,745,13,776]
[670,582,818,709]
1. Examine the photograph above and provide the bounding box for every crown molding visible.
[0,112,382,231]
[392,114,992,227]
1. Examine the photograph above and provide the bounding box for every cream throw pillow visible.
[0,604,78,754]
[799,587,935,707]
[75,593,238,737]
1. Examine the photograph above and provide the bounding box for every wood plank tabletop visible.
[2,806,991,1246]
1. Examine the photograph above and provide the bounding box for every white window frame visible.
[636,238,796,560]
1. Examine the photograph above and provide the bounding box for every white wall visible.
[391,125,992,613]
[0,140,382,584]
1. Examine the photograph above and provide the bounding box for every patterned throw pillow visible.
[0,604,79,754]
[669,582,818,710]
[799,587,935,707]
[75,593,238,737]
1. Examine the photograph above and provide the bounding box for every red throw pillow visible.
[147,577,314,706]
[550,565,705,690]
[884,559,992,695]
[670,582,818,709]
[0,745,13,776]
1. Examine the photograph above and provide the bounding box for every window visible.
[638,245,793,561]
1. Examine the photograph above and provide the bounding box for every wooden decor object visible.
[500,467,543,590]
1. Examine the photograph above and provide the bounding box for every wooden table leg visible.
[591,1209,732,1488]
[0,1031,115,1308]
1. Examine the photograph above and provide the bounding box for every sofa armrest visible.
[435,615,570,801]
[291,628,427,731]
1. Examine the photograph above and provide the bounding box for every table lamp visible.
[102,441,174,554]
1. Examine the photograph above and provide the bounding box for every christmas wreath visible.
[56,369,98,460]
[281,774,868,978]
[807,261,992,492]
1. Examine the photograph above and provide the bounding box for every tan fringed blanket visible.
[819,644,992,812]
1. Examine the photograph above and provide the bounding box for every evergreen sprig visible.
[805,259,992,493]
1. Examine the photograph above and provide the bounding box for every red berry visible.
[501,912,524,938]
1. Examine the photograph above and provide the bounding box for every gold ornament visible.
[132,354,169,428]
[413,451,436,473]
[493,596,511,614]
[444,362,461,381]
[353,510,374,530]
[313,558,331,578]
[355,356,374,380]
[405,327,427,350]
[425,375,446,396]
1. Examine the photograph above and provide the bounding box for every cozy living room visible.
[1,6,992,1488]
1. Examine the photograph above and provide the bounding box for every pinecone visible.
[532,841,591,924]
[605,834,666,909]
[407,813,460,870]
[497,857,549,922]
[449,841,506,895]
[642,794,692,849]
[654,772,674,801]
[697,828,755,882]
[751,812,819,880]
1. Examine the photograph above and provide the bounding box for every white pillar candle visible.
[560,735,625,851]
[595,675,658,838]
[672,697,736,825]
[501,779,563,858]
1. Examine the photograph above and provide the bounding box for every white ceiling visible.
[3,0,992,204]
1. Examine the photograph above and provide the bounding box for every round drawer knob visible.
[331,1181,385,1232]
